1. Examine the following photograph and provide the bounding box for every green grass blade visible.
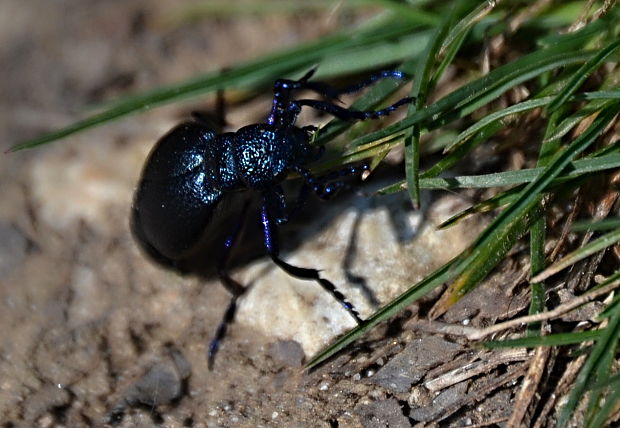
[587,368,620,427]
[484,330,603,348]
[430,25,468,90]
[444,97,553,153]
[558,302,620,426]
[572,217,620,232]
[378,153,620,192]
[437,187,521,229]
[543,98,617,143]
[547,38,620,114]
[403,0,461,207]
[438,0,497,58]
[585,320,618,426]
[421,120,505,179]
[581,90,620,100]
[432,195,543,314]
[532,228,620,283]
[528,217,546,335]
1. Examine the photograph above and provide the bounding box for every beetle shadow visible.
[337,174,427,310]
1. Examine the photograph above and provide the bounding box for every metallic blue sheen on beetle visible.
[131,68,412,368]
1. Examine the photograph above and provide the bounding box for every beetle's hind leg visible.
[259,200,363,325]
[208,200,251,370]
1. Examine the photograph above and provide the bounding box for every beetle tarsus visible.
[208,297,238,370]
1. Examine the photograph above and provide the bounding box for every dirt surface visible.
[1,2,538,427]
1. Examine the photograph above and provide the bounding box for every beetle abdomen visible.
[131,122,223,264]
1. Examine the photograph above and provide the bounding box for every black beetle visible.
[131,68,412,367]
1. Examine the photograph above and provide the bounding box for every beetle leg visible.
[268,70,411,126]
[190,84,227,132]
[216,199,251,293]
[289,70,411,105]
[264,185,289,224]
[208,296,239,370]
[293,163,370,200]
[333,70,409,95]
[208,200,251,369]
[269,70,409,120]
[260,201,363,325]
[292,96,414,121]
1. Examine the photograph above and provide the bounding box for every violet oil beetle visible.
[131,68,412,368]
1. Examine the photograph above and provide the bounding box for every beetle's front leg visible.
[259,200,363,325]
[267,67,319,126]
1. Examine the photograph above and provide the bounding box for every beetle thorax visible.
[233,124,310,189]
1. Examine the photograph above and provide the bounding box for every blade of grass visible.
[485,330,603,348]
[421,120,505,179]
[430,195,544,315]
[526,93,567,336]
[581,90,620,100]
[378,152,620,192]
[437,0,498,58]
[537,13,609,49]
[588,365,620,427]
[590,371,620,391]
[528,217,546,335]
[437,187,522,229]
[588,383,620,427]
[444,97,553,153]
[404,0,461,207]
[432,145,620,228]
[544,67,620,143]
[543,97,618,143]
[572,217,620,232]
[376,151,620,231]
[547,38,620,114]
[585,314,618,425]
[532,228,620,283]
[313,135,405,173]
[558,301,620,426]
